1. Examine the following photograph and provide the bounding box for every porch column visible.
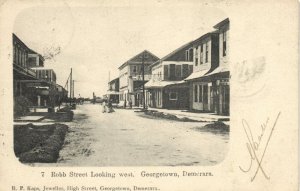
[37,95,41,106]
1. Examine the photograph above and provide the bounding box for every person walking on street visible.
[102,100,107,113]
[107,99,113,113]
[124,99,127,109]
[129,100,132,109]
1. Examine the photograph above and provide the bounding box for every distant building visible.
[145,41,194,109]
[118,50,159,107]
[106,77,120,104]
[29,68,58,107]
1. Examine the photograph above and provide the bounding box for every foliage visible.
[14,96,33,117]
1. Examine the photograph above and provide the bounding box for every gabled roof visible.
[118,50,159,70]
[193,31,219,45]
[150,41,194,69]
[213,18,229,29]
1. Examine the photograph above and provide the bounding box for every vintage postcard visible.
[0,0,298,190]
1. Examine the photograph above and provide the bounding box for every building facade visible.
[145,42,194,109]
[185,18,230,115]
[118,50,159,107]
[13,33,66,113]
[28,68,58,108]
[13,34,37,98]
[106,77,120,104]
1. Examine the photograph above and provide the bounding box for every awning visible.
[184,69,210,81]
[145,80,186,88]
[204,65,229,77]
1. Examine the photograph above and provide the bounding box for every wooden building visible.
[185,18,230,115]
[118,50,159,107]
[145,41,194,109]
[106,77,120,104]
[13,33,66,113]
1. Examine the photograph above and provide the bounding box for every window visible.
[194,85,198,102]
[169,64,175,80]
[189,48,193,61]
[185,50,189,61]
[223,30,227,57]
[199,85,203,102]
[19,50,22,66]
[195,47,198,66]
[133,66,137,73]
[23,52,26,67]
[200,44,204,64]
[45,70,49,79]
[203,85,208,103]
[175,65,181,77]
[169,92,177,100]
[13,46,16,63]
[205,42,209,63]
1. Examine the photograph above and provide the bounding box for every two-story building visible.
[210,18,230,115]
[145,41,194,109]
[185,31,219,112]
[13,33,67,112]
[185,18,230,115]
[13,34,37,98]
[28,68,58,108]
[106,77,120,104]
[118,50,159,107]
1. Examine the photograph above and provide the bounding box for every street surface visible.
[55,104,229,166]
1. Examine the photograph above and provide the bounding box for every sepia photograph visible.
[13,6,230,166]
[0,0,298,191]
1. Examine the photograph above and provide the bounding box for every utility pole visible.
[72,80,75,99]
[70,68,72,99]
[142,51,146,110]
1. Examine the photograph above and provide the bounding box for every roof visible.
[193,31,219,45]
[213,18,229,29]
[184,69,210,81]
[118,50,160,70]
[150,41,194,69]
[184,65,229,81]
[145,79,186,88]
[13,33,44,60]
[109,77,119,83]
[204,65,229,77]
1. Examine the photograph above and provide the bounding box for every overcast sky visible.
[14,4,226,98]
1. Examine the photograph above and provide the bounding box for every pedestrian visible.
[124,99,127,109]
[129,100,132,109]
[107,99,114,113]
[102,100,107,113]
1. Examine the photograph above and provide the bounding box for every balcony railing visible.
[131,74,152,81]
[13,62,36,77]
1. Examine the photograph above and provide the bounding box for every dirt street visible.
[48,104,229,166]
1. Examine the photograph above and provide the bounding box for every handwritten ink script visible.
[239,112,281,181]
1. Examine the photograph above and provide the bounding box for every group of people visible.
[102,99,114,113]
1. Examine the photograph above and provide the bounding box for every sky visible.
[14,3,226,98]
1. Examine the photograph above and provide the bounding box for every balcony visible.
[13,63,36,80]
[130,74,152,81]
